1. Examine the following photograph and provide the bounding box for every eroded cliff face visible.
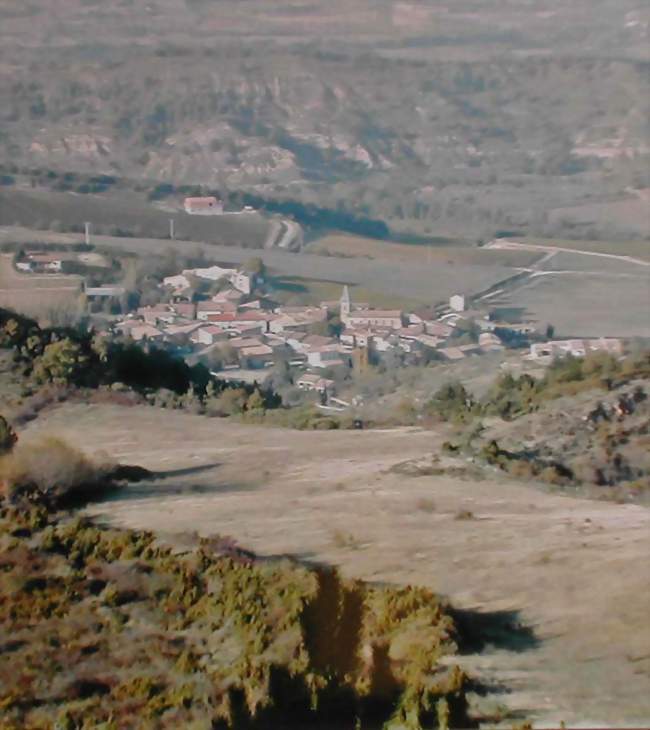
[1,0,648,238]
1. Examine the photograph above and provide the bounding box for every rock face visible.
[0,0,648,238]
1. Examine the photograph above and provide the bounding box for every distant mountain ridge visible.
[0,0,648,241]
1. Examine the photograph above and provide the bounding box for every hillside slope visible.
[19,401,650,726]
[1,0,648,240]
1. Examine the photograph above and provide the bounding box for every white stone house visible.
[449,294,466,312]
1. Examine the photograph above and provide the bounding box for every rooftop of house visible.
[346,309,403,319]
[276,305,325,315]
[205,313,237,322]
[307,343,346,354]
[414,334,442,348]
[302,334,336,348]
[397,325,425,337]
[438,347,466,360]
[240,344,274,357]
[197,300,238,313]
[171,303,196,316]
[184,196,221,208]
[163,322,203,336]
[199,325,227,335]
[211,288,244,302]
[424,322,455,337]
[235,322,266,333]
[235,311,274,322]
[130,325,164,340]
[229,337,264,349]
[26,252,72,263]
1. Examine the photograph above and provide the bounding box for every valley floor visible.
[24,403,650,727]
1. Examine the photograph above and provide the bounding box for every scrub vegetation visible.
[0,462,472,730]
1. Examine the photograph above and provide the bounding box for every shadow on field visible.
[450,607,540,654]
[104,461,258,502]
[104,480,258,503]
[112,462,222,481]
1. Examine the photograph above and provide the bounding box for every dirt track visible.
[24,403,650,727]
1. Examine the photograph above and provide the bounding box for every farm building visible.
[25,253,68,272]
[184,197,224,215]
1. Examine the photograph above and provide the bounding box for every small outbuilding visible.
[183,197,223,215]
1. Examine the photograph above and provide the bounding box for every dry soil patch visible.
[23,403,650,727]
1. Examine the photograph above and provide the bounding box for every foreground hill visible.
[20,400,650,726]
[0,503,469,729]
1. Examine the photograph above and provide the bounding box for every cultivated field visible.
[520,237,650,261]
[270,274,423,310]
[0,188,271,248]
[0,225,518,305]
[490,271,650,338]
[2,223,648,336]
[22,402,650,727]
[0,254,82,319]
[310,233,542,268]
[549,195,650,238]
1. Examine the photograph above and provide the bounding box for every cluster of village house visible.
[108,261,624,396]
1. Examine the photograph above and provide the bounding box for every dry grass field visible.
[549,195,650,238]
[21,402,650,727]
[311,233,542,268]
[0,225,518,305]
[0,188,271,247]
[489,272,650,338]
[0,254,82,319]
[270,274,423,310]
[521,237,650,261]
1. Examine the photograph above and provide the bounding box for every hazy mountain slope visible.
[0,0,648,240]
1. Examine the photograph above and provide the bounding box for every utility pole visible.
[84,222,91,246]
[169,218,175,240]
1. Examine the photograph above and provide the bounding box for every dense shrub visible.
[425,381,478,423]
[0,436,114,506]
[0,307,281,415]
[0,507,472,729]
[0,415,17,454]
[479,439,574,486]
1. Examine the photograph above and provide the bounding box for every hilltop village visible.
[102,258,623,403]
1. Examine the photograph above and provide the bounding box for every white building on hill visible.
[449,294,466,312]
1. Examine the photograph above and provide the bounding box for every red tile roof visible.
[184,196,220,209]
